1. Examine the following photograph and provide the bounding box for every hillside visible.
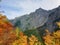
[0,14,60,45]
[10,6,60,32]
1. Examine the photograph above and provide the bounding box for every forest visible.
[0,14,60,45]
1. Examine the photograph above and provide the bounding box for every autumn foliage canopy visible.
[0,14,60,45]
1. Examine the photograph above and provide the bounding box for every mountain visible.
[10,8,48,31]
[47,7,60,31]
[38,6,60,34]
[10,6,60,32]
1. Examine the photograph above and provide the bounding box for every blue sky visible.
[0,0,60,19]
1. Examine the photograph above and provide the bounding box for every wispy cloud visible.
[0,0,60,19]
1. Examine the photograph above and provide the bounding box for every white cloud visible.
[1,0,60,19]
[2,11,21,19]
[40,0,60,10]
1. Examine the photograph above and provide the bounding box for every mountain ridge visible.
[10,6,60,32]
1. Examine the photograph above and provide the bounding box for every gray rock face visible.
[10,8,48,31]
[10,6,60,32]
[46,6,60,32]
[38,6,60,32]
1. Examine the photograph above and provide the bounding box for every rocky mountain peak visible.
[10,6,60,32]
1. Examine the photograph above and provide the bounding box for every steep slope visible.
[10,6,60,32]
[38,6,60,33]
[10,8,48,31]
[47,6,60,31]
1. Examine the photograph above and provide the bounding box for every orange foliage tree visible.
[0,14,60,45]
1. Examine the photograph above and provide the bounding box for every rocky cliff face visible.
[46,6,60,32]
[10,8,48,31]
[38,6,60,33]
[10,6,60,32]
